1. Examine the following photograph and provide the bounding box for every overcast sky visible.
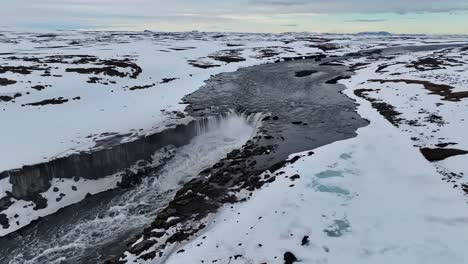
[2,0,468,34]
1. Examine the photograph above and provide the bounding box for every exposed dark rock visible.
[375,63,404,73]
[226,43,244,47]
[354,89,404,126]
[129,239,156,255]
[188,61,221,69]
[0,196,13,212]
[65,58,142,79]
[435,142,457,148]
[294,70,317,77]
[66,67,127,78]
[255,48,281,59]
[210,56,246,63]
[349,62,371,71]
[320,62,345,66]
[420,148,468,162]
[290,174,300,181]
[346,49,382,57]
[275,54,326,63]
[22,97,69,106]
[160,78,178,84]
[269,156,301,173]
[32,194,48,210]
[0,213,9,229]
[0,65,48,75]
[9,171,52,200]
[405,56,463,71]
[37,34,58,38]
[128,83,156,91]
[169,47,196,51]
[117,169,143,189]
[31,85,46,91]
[308,43,340,51]
[87,77,102,83]
[284,251,298,264]
[0,78,16,86]
[368,79,468,101]
[209,50,246,63]
[423,114,444,127]
[326,75,351,84]
[462,184,468,195]
[0,93,21,102]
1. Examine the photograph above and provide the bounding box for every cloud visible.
[250,0,468,13]
[1,0,467,32]
[345,19,388,23]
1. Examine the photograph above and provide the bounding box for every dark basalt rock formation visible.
[66,58,142,79]
[31,85,46,91]
[326,75,351,84]
[22,97,69,106]
[0,197,13,211]
[0,214,9,229]
[354,88,404,127]
[0,118,211,200]
[0,65,49,75]
[420,148,468,162]
[127,83,156,91]
[208,49,246,63]
[284,251,298,264]
[0,78,16,86]
[294,70,317,77]
[274,54,326,63]
[0,93,21,102]
[160,78,178,84]
[188,61,221,69]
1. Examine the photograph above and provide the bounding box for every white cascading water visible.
[8,112,263,264]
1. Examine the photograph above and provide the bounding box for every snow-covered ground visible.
[1,31,468,172]
[163,103,468,264]
[151,42,468,264]
[0,112,262,238]
[1,31,468,262]
[343,46,468,196]
[0,31,322,172]
[0,30,326,238]
[0,174,121,236]
[2,113,262,264]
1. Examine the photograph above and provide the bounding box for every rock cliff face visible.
[0,121,200,200]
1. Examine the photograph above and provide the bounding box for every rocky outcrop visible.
[420,148,468,162]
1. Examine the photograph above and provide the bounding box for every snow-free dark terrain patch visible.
[0,78,16,86]
[420,148,468,162]
[368,79,468,101]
